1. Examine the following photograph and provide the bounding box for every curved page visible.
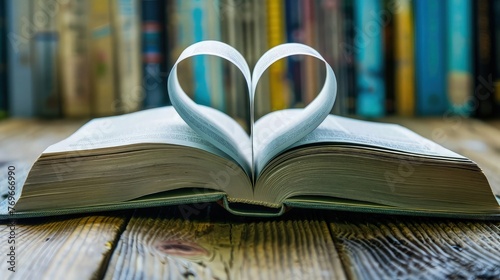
[168,41,252,175]
[252,44,337,175]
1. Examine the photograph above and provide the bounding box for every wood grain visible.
[0,213,130,280]
[328,213,500,279]
[103,206,346,280]
[2,117,500,279]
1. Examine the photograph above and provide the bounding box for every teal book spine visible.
[415,0,447,115]
[354,0,385,117]
[0,0,7,119]
[447,0,472,115]
[6,0,34,117]
[176,0,226,111]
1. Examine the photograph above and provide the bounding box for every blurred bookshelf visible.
[1,0,499,126]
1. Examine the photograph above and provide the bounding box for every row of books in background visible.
[0,0,500,123]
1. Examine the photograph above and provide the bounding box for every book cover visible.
[58,0,92,118]
[354,0,385,117]
[394,0,414,116]
[0,0,7,119]
[472,0,496,118]
[415,0,447,115]
[111,0,142,113]
[6,0,34,117]
[447,0,473,116]
[142,0,169,109]
[89,0,117,117]
[267,0,289,111]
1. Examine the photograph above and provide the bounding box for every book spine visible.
[190,1,211,108]
[0,0,7,119]
[415,0,447,116]
[493,0,500,116]
[32,0,61,118]
[59,0,92,118]
[89,0,116,117]
[343,0,356,115]
[254,0,271,119]
[383,0,395,115]
[284,0,303,107]
[447,0,472,116]
[111,0,142,114]
[394,0,415,116]
[203,0,225,112]
[173,0,195,99]
[6,0,34,117]
[142,0,168,109]
[301,0,318,105]
[220,0,246,122]
[354,0,385,117]
[472,0,496,118]
[184,0,225,112]
[323,0,346,115]
[267,0,288,111]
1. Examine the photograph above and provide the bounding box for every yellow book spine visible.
[394,0,415,116]
[89,0,116,116]
[266,0,287,111]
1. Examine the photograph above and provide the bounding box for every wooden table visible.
[1,118,499,279]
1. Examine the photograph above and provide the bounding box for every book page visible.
[259,109,465,159]
[168,41,253,174]
[44,107,252,174]
[251,44,337,175]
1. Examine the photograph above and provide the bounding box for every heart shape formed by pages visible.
[168,41,337,178]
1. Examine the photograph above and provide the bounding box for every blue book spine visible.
[6,0,34,117]
[354,0,385,117]
[142,0,169,108]
[285,0,303,107]
[0,0,7,118]
[33,31,60,117]
[415,0,447,115]
[447,0,472,115]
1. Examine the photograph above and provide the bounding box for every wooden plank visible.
[0,213,130,279]
[103,206,346,280]
[387,117,500,195]
[0,119,133,279]
[328,213,500,279]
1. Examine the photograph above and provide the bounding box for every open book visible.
[1,41,499,219]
